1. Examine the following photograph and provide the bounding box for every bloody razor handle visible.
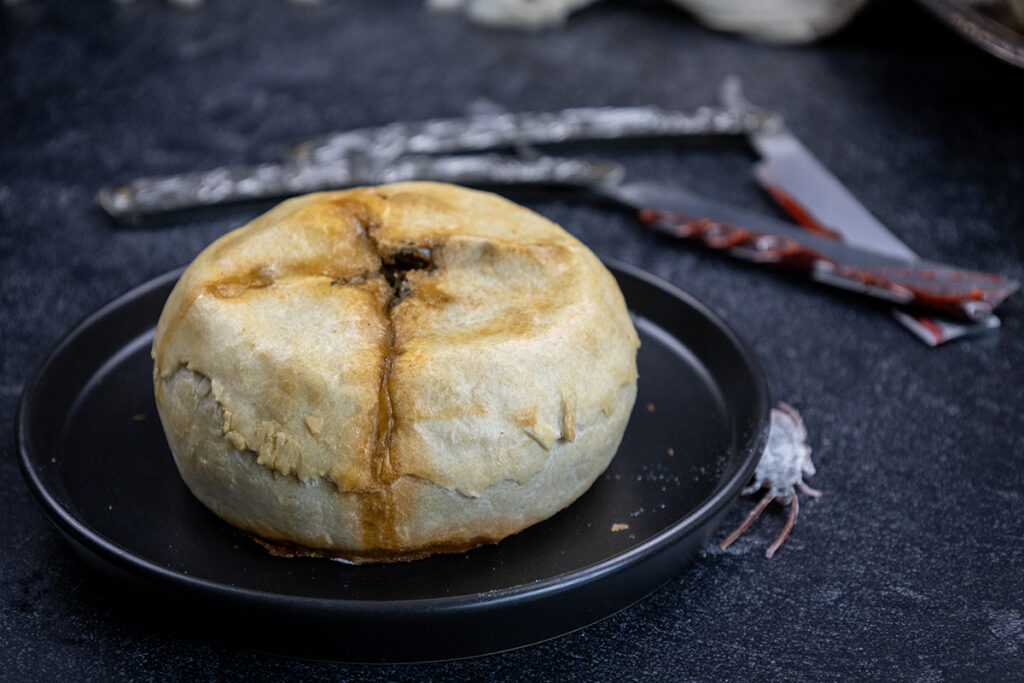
[637,206,1017,322]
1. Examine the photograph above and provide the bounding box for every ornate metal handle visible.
[96,154,625,220]
[291,105,779,164]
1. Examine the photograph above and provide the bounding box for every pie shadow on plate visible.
[17,258,769,663]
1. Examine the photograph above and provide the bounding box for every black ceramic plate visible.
[17,260,769,662]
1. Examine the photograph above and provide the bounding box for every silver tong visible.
[96,102,773,220]
[96,154,625,219]
[289,104,775,164]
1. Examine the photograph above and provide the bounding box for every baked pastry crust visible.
[153,182,639,562]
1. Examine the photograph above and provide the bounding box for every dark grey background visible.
[2,0,1023,679]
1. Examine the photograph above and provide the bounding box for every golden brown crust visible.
[153,182,639,561]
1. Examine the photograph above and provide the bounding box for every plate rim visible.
[917,0,1024,68]
[16,258,769,620]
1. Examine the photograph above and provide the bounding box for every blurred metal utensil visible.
[98,100,775,220]
[722,77,917,260]
[720,76,1004,344]
[290,105,778,165]
[97,154,624,221]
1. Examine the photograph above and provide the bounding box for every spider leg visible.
[719,489,774,550]
[765,492,799,558]
[796,480,822,498]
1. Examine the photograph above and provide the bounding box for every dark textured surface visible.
[2,0,1023,678]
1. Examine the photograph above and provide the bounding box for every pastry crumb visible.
[131,413,147,421]
[667,448,674,456]
[646,403,655,412]
[611,523,629,532]
[226,430,247,450]
[305,414,324,436]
